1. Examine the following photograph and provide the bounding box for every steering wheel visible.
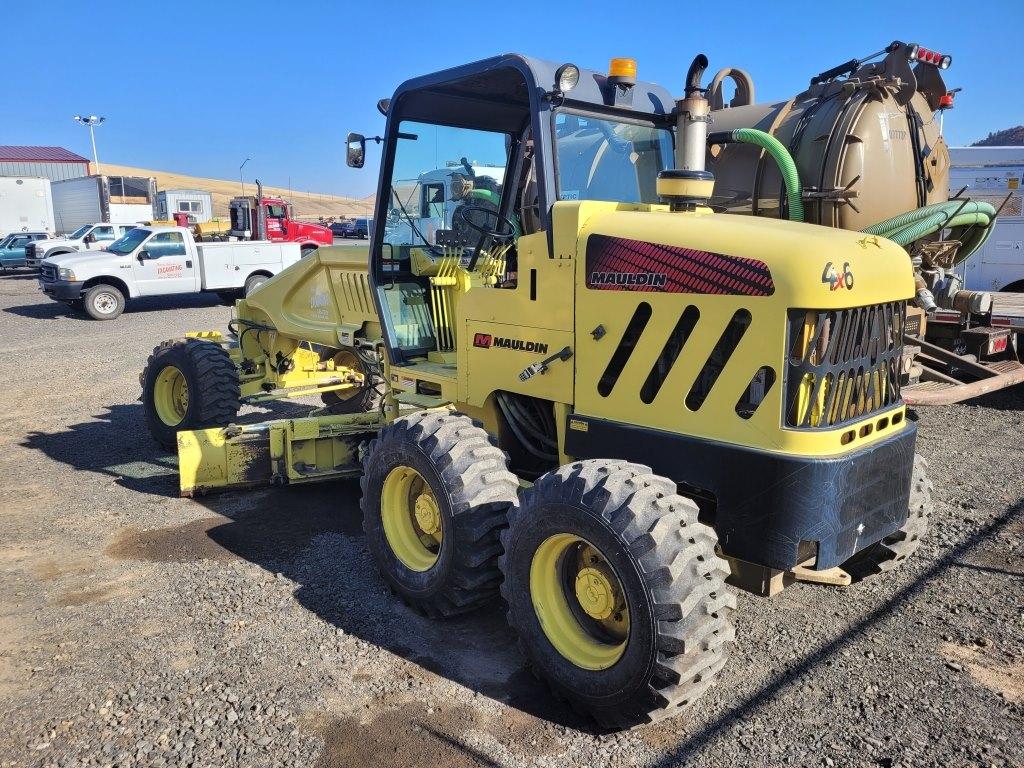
[454,205,517,270]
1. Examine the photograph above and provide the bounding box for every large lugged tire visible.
[320,349,383,414]
[360,411,519,617]
[500,460,736,729]
[844,454,932,582]
[141,339,242,450]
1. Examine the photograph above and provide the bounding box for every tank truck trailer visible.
[703,40,1024,404]
[134,51,940,727]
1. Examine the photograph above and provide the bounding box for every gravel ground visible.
[0,271,1021,768]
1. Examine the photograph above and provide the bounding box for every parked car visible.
[328,221,355,238]
[0,232,50,271]
[353,217,372,238]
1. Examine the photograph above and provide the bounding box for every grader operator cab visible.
[140,53,932,728]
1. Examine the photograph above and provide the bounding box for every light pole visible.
[73,115,106,174]
[240,157,251,196]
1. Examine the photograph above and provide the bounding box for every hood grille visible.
[785,302,905,429]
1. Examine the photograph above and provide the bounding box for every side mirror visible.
[84,233,96,244]
[346,132,366,168]
[137,250,150,261]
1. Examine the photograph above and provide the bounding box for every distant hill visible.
[100,163,375,221]
[972,126,1024,147]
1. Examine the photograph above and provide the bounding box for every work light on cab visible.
[555,63,580,93]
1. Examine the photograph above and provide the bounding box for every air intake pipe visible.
[659,55,715,210]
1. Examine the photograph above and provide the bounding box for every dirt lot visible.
[0,271,1021,768]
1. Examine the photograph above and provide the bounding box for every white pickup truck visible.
[38,226,301,319]
[25,222,140,267]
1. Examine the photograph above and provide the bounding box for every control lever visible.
[519,346,573,382]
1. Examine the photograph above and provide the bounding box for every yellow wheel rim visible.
[153,365,189,427]
[530,534,630,670]
[381,465,443,572]
[331,351,365,402]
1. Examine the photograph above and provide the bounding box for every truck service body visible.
[38,226,300,319]
[951,146,1024,294]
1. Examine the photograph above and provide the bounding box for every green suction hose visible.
[708,128,804,222]
[862,200,997,263]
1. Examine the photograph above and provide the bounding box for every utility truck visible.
[39,226,300,319]
[137,51,944,728]
[0,177,54,237]
[24,223,140,268]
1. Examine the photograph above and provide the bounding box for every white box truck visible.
[950,146,1024,293]
[38,225,300,319]
[0,177,55,236]
[51,175,157,234]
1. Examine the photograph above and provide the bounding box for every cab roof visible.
[390,54,676,131]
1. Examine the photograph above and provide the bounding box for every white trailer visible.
[38,225,300,320]
[155,189,213,224]
[0,177,55,236]
[950,146,1024,293]
[51,175,157,234]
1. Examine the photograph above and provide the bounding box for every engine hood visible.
[45,251,127,270]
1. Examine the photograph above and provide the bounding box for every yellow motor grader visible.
[140,52,934,728]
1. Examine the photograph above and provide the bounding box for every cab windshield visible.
[69,225,91,239]
[383,121,509,252]
[106,228,149,255]
[554,112,674,204]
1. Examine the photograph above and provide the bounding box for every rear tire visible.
[141,339,242,450]
[243,274,268,297]
[500,460,735,729]
[83,284,125,320]
[844,454,932,582]
[320,349,383,414]
[360,411,518,617]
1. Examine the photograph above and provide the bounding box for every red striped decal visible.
[585,234,774,296]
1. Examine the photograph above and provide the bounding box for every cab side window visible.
[93,226,116,241]
[146,232,187,258]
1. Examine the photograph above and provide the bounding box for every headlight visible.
[58,268,76,281]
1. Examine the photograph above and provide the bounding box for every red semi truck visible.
[228,180,332,256]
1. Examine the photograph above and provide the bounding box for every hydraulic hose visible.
[707,128,804,222]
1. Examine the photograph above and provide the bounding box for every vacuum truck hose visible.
[862,200,997,263]
[707,129,804,222]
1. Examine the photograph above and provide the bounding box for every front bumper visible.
[39,279,85,301]
[564,415,916,571]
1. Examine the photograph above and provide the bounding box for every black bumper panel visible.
[39,280,85,300]
[564,416,917,571]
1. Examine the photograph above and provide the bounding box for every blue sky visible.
[8,0,1022,198]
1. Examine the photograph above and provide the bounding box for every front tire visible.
[360,411,518,617]
[83,284,125,320]
[500,460,735,729]
[141,339,242,450]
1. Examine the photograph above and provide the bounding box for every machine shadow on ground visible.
[20,404,587,728]
[21,405,1024,745]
